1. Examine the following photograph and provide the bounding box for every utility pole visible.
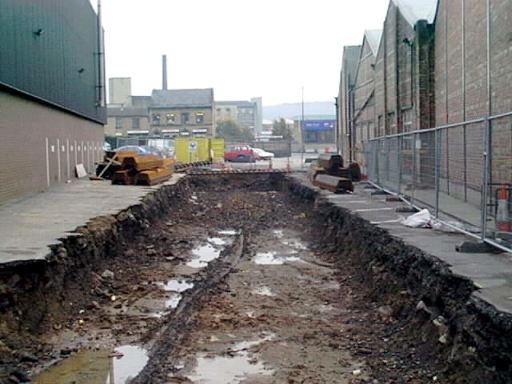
[301,86,305,167]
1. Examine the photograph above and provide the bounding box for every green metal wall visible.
[0,0,106,123]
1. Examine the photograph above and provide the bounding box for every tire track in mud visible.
[132,232,246,383]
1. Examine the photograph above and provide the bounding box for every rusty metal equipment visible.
[317,154,343,172]
[110,154,173,186]
[308,154,361,192]
[309,154,358,193]
[313,174,354,193]
[122,155,164,172]
[188,168,290,176]
[137,168,173,186]
[174,161,212,173]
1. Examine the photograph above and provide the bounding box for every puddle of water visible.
[110,346,149,384]
[254,252,303,265]
[187,334,274,384]
[318,304,336,313]
[160,279,194,292]
[166,293,182,309]
[208,237,227,246]
[253,252,284,265]
[252,286,275,297]
[188,353,270,384]
[218,229,238,236]
[32,345,148,384]
[282,239,308,250]
[284,256,302,262]
[186,244,221,268]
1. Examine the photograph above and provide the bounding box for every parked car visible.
[224,144,257,162]
[115,145,149,155]
[252,148,274,160]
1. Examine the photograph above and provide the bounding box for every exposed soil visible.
[0,174,507,383]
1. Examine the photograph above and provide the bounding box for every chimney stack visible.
[162,54,168,90]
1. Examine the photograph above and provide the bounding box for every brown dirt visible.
[0,175,472,383]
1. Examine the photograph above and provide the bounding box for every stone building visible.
[149,89,215,137]
[215,100,262,133]
[0,0,106,204]
[105,105,151,138]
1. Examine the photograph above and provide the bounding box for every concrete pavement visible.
[0,175,185,266]
[306,178,512,314]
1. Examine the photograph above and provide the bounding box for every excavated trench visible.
[0,174,511,383]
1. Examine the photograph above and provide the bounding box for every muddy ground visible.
[0,175,472,383]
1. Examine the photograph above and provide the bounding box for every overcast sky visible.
[94,0,389,105]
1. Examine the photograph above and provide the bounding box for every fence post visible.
[434,128,440,218]
[412,133,417,206]
[397,136,402,195]
[480,116,490,241]
[375,140,380,185]
[386,138,390,187]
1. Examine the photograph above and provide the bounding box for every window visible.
[402,109,413,133]
[368,122,375,139]
[195,112,204,124]
[115,118,123,129]
[132,118,140,129]
[152,113,161,125]
[181,112,189,124]
[387,112,396,135]
[166,113,176,124]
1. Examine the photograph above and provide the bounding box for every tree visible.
[216,120,254,142]
[272,118,293,141]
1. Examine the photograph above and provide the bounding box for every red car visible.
[224,144,257,162]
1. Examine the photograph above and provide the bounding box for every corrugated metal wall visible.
[0,0,106,123]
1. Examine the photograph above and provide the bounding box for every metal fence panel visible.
[488,115,512,247]
[367,113,512,253]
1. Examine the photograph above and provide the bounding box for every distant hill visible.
[263,102,335,120]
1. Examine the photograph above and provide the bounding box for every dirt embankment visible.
[288,177,512,383]
[1,174,512,383]
[0,174,291,382]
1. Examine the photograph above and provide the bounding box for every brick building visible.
[0,0,106,205]
[435,0,512,202]
[338,0,511,210]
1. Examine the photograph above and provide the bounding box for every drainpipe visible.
[395,6,401,134]
[335,96,340,154]
[462,0,467,201]
[96,0,105,108]
[348,80,355,162]
[444,1,450,194]
[486,0,492,185]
